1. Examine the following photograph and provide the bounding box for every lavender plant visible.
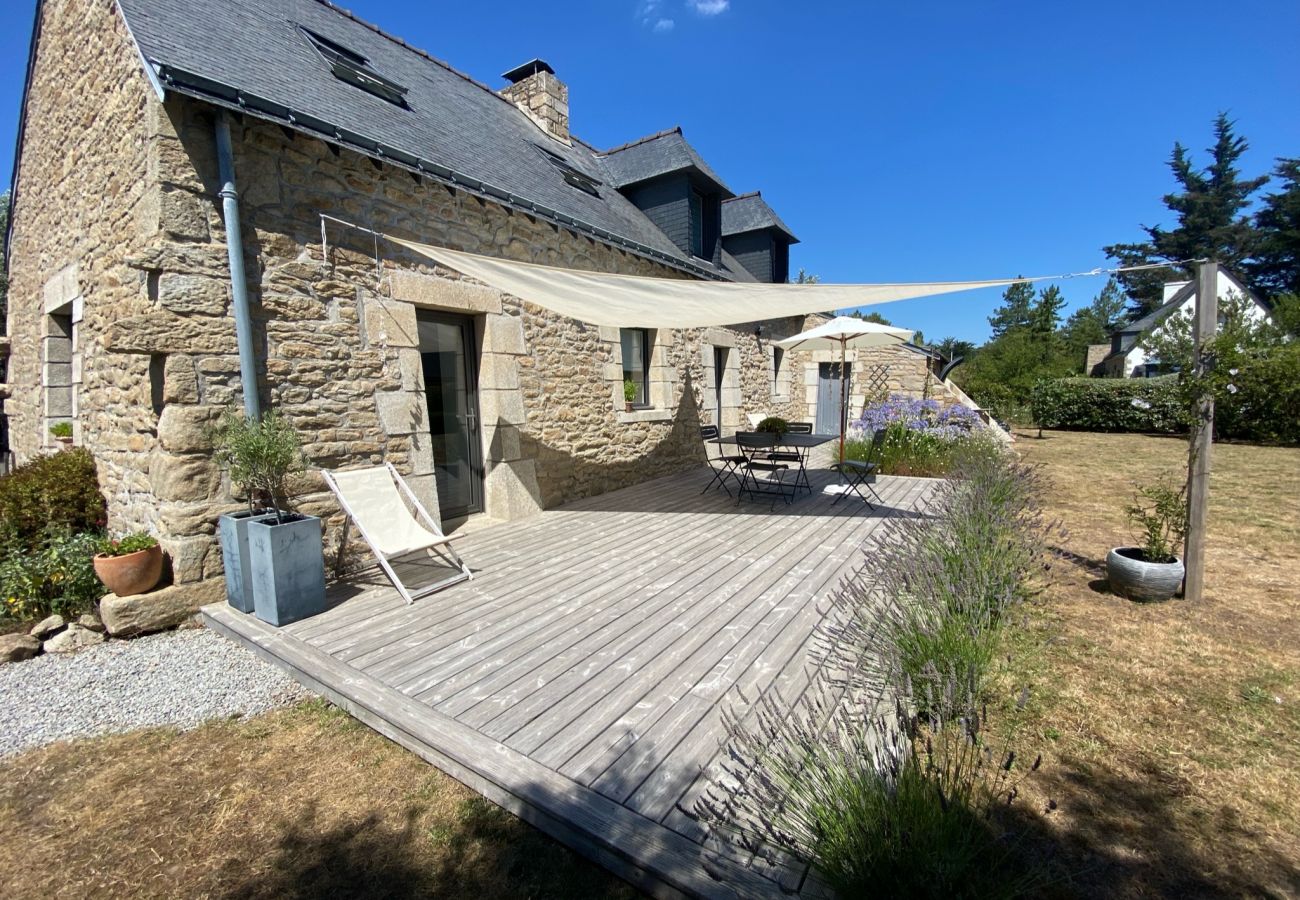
[692,443,1055,896]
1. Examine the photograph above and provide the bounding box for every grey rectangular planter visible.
[217,509,276,613]
[247,513,327,627]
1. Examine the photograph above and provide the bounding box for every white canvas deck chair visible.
[323,463,472,604]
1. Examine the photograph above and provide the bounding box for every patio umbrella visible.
[774,316,914,463]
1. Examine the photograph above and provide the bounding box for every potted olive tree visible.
[1106,477,1188,602]
[214,409,325,626]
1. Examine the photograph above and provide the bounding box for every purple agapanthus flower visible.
[849,394,984,442]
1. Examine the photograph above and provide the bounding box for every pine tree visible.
[935,336,976,361]
[1103,114,1268,317]
[987,279,1035,338]
[848,309,892,326]
[1062,277,1127,360]
[1029,285,1065,334]
[1248,158,1300,297]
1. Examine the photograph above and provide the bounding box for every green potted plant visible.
[623,379,637,411]
[93,532,163,597]
[755,415,790,436]
[1106,477,1188,602]
[214,409,325,626]
[49,421,74,449]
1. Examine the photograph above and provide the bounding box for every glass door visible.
[417,312,483,520]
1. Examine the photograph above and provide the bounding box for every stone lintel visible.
[389,271,503,315]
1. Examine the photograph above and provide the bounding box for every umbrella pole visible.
[838,338,848,463]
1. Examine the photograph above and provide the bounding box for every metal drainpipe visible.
[214,112,261,421]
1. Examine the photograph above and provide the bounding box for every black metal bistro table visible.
[711,432,836,501]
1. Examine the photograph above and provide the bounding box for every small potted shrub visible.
[1106,477,1188,602]
[50,421,74,449]
[93,532,163,597]
[214,409,325,626]
[623,379,637,411]
[755,415,790,436]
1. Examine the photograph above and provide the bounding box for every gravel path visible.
[0,627,313,758]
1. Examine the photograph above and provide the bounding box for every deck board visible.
[204,465,937,898]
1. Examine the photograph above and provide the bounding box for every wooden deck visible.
[204,466,936,899]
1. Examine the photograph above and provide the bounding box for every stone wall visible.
[5,0,158,520]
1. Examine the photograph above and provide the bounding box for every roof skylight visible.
[300,27,409,108]
[532,145,601,196]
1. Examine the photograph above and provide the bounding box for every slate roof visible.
[721,191,799,243]
[112,0,737,280]
[596,128,734,196]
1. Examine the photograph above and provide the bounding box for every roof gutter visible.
[214,112,261,421]
[152,64,727,283]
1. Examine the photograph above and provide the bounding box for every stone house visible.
[2,0,964,605]
[1089,269,1273,377]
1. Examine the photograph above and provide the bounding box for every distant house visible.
[1089,269,1273,378]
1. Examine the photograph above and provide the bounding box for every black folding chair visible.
[700,425,745,496]
[735,431,793,509]
[832,429,887,508]
[763,422,815,494]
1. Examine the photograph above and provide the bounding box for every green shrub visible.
[754,416,790,435]
[49,421,73,439]
[798,719,1042,899]
[1211,342,1300,445]
[1125,477,1188,563]
[0,526,104,621]
[0,448,107,550]
[1029,377,1185,433]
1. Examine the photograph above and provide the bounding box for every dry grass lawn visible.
[0,699,638,899]
[1006,430,1300,899]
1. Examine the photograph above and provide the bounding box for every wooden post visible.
[1183,260,1217,602]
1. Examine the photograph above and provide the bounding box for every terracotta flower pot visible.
[93,545,164,597]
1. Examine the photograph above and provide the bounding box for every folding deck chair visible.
[323,463,473,604]
[832,429,887,509]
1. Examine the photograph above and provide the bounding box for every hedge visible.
[0,448,107,549]
[1030,342,1300,445]
[1029,377,1186,434]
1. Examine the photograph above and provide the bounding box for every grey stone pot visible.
[218,509,276,613]
[1106,547,1185,602]
[248,514,327,627]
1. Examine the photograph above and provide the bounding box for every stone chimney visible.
[500,59,569,145]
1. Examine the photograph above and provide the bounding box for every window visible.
[689,190,704,258]
[300,27,409,107]
[621,328,651,407]
[533,145,601,196]
[772,346,785,395]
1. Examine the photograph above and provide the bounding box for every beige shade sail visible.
[390,237,1033,329]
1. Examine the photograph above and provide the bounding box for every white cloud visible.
[688,0,730,14]
[637,1,675,32]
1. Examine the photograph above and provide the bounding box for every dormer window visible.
[689,190,704,258]
[300,27,409,107]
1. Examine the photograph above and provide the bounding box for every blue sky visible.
[1,0,1296,343]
